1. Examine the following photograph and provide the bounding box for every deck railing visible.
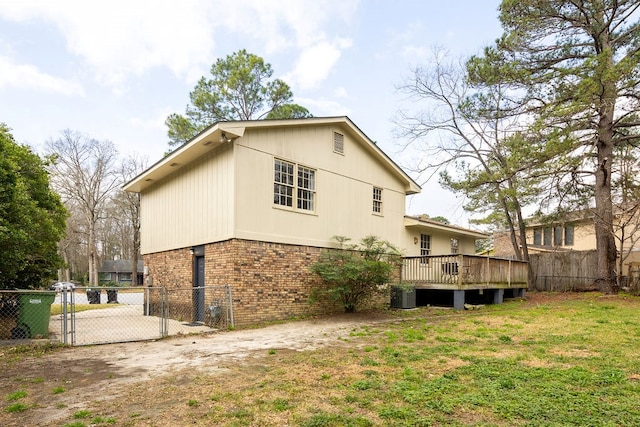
[402,254,528,289]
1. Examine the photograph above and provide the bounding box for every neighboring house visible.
[124,117,524,325]
[493,209,640,276]
[99,260,144,285]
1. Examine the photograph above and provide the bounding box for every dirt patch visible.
[0,311,398,426]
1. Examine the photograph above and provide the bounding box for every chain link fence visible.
[0,285,233,346]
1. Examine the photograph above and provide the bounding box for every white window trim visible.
[273,158,317,214]
[372,186,383,215]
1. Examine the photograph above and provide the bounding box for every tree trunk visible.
[593,33,618,294]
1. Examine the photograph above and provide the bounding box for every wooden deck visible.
[402,254,528,291]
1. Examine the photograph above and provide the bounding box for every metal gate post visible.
[227,284,234,329]
[60,288,76,345]
[161,287,168,337]
[69,288,76,346]
[61,289,68,345]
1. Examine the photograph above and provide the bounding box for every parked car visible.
[50,282,76,291]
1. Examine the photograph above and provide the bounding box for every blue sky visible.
[0,0,503,225]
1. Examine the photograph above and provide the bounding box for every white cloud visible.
[0,0,362,101]
[215,0,360,53]
[286,38,353,90]
[0,55,84,95]
[0,0,360,88]
[129,108,173,131]
[333,86,349,99]
[0,0,216,86]
[297,96,350,116]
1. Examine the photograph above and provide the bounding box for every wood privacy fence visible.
[528,250,598,291]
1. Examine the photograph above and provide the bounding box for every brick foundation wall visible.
[144,239,391,327]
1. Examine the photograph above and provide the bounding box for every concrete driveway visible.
[50,291,214,345]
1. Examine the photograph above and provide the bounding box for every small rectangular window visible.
[533,228,542,245]
[420,234,431,264]
[372,187,382,214]
[543,227,552,246]
[450,238,459,254]
[333,132,344,154]
[553,226,563,246]
[564,224,574,246]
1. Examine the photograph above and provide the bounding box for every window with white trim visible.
[420,234,431,264]
[297,165,315,211]
[372,187,382,214]
[274,159,315,212]
[450,238,459,254]
[532,223,575,246]
[274,159,294,207]
[564,224,574,246]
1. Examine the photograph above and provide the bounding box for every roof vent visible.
[333,132,344,154]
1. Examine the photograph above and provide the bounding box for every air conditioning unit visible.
[390,285,416,309]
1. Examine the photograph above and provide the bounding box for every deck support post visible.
[493,289,504,305]
[453,290,465,310]
[514,288,526,299]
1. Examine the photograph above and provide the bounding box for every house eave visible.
[123,123,245,193]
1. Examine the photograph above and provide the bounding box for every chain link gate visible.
[1,285,233,346]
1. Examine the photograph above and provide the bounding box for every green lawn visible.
[196,293,640,426]
[5,292,640,426]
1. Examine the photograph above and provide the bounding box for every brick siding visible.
[143,239,392,326]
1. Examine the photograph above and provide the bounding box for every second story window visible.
[564,224,574,246]
[297,166,315,211]
[274,159,294,207]
[274,159,315,212]
[532,223,575,246]
[533,228,542,245]
[373,187,382,214]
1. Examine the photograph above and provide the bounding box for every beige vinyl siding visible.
[525,220,595,251]
[140,145,234,254]
[233,125,407,248]
[401,229,478,257]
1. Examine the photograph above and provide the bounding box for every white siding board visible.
[140,145,234,254]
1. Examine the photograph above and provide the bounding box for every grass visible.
[169,293,640,426]
[50,303,121,316]
[4,292,640,426]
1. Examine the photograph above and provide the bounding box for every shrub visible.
[310,235,400,313]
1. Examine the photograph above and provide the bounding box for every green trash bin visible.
[14,292,55,339]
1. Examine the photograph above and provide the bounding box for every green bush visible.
[310,235,400,313]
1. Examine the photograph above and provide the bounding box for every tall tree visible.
[115,154,147,285]
[0,124,67,289]
[166,49,312,147]
[469,1,640,292]
[612,142,640,286]
[47,130,120,286]
[396,51,541,261]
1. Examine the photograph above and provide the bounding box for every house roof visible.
[123,116,421,194]
[99,260,144,273]
[404,215,488,239]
